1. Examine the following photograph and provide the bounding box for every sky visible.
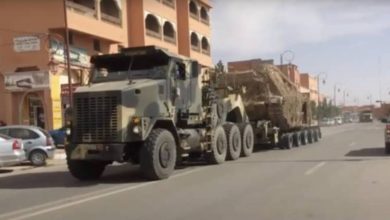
[210,0,390,106]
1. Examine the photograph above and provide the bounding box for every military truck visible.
[65,46,253,181]
[223,63,322,149]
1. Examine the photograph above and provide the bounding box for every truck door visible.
[174,61,191,111]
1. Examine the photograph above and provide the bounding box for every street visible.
[0,122,388,220]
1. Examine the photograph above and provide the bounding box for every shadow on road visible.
[0,169,13,174]
[0,164,150,189]
[345,148,388,157]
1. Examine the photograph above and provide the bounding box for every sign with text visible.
[13,36,41,52]
[50,40,90,67]
[5,71,49,91]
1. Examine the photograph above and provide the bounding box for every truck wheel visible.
[206,126,228,164]
[308,129,314,144]
[281,134,293,150]
[293,132,301,147]
[240,124,254,157]
[224,123,242,161]
[301,130,308,145]
[313,130,319,142]
[385,143,390,155]
[140,129,177,180]
[67,160,106,181]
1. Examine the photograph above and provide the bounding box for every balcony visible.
[191,45,200,52]
[66,0,97,18]
[164,36,176,45]
[101,13,121,26]
[146,29,162,40]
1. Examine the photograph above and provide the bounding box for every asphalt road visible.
[0,122,388,220]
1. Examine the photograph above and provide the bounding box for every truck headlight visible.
[66,128,71,136]
[133,126,141,134]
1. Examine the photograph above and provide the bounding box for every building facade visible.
[300,73,319,105]
[0,0,212,130]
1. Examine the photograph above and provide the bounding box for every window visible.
[163,22,176,44]
[145,14,161,39]
[191,32,200,51]
[69,31,74,45]
[201,37,210,55]
[0,129,8,136]
[162,0,175,9]
[200,7,209,25]
[9,128,39,140]
[93,39,101,52]
[100,0,122,25]
[189,0,198,19]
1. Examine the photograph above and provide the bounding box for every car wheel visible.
[386,143,390,155]
[30,150,47,166]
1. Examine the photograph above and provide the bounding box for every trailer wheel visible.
[313,129,319,142]
[308,129,314,144]
[240,124,254,157]
[280,134,294,150]
[301,130,308,145]
[67,160,106,181]
[223,123,242,160]
[293,132,301,147]
[140,129,177,180]
[206,126,227,164]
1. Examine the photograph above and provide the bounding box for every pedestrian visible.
[0,120,6,127]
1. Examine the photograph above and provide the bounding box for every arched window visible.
[189,1,198,19]
[100,0,120,18]
[145,14,161,38]
[201,37,210,55]
[163,22,176,44]
[200,7,209,24]
[191,32,200,51]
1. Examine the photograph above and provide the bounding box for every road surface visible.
[0,122,388,220]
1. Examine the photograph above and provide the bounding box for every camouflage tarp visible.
[224,64,311,131]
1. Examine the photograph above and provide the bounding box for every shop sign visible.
[50,40,90,67]
[4,71,49,91]
[13,36,41,52]
[61,84,80,96]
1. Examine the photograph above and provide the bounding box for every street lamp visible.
[333,83,343,106]
[316,72,327,120]
[343,89,350,106]
[280,50,295,65]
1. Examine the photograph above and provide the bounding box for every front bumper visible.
[68,144,125,162]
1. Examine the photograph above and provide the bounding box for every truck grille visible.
[74,93,120,142]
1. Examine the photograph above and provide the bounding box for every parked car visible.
[334,117,343,125]
[0,134,26,167]
[49,127,66,148]
[320,118,336,126]
[0,126,55,166]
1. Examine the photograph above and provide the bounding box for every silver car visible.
[0,126,55,166]
[0,134,26,167]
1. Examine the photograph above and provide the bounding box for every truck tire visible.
[293,132,301,147]
[67,160,106,181]
[206,126,228,164]
[224,123,242,160]
[301,130,308,145]
[308,129,314,144]
[313,129,319,142]
[317,128,322,139]
[385,143,390,155]
[140,129,177,180]
[280,134,293,150]
[240,124,254,157]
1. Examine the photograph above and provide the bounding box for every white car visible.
[0,134,26,167]
[334,117,343,125]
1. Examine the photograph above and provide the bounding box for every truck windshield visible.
[91,54,170,83]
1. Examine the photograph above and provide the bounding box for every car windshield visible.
[0,133,10,140]
[90,54,170,83]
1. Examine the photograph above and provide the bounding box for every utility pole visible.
[63,0,73,107]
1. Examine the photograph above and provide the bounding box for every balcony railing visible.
[101,13,122,26]
[201,18,210,25]
[164,35,176,45]
[66,1,97,18]
[202,49,210,56]
[146,29,162,39]
[190,12,199,20]
[191,45,200,52]
[162,0,175,9]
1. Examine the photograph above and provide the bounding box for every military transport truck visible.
[223,63,322,149]
[65,46,253,181]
